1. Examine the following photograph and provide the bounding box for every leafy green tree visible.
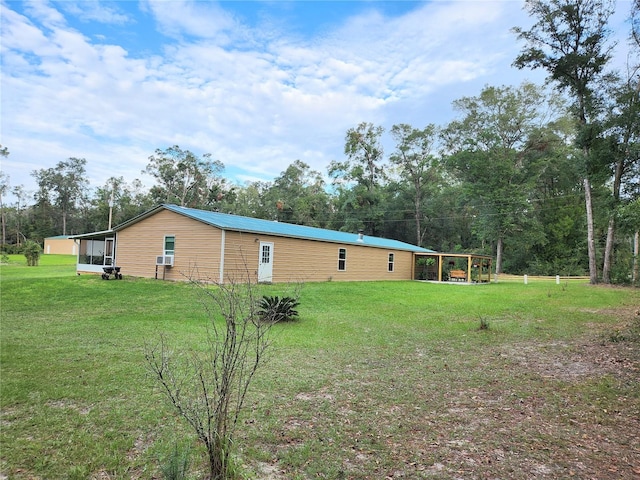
[0,146,9,246]
[329,122,388,236]
[442,82,554,274]
[31,172,55,240]
[526,115,588,274]
[389,124,442,247]
[618,198,640,284]
[595,1,640,283]
[265,160,332,227]
[31,158,88,236]
[513,0,616,283]
[88,177,153,231]
[597,72,640,282]
[631,0,640,51]
[144,145,226,208]
[225,181,272,219]
[11,186,29,246]
[425,184,477,253]
[609,1,640,282]
[0,171,8,246]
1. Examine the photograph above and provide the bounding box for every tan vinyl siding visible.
[115,208,416,282]
[223,231,414,283]
[219,231,261,283]
[116,209,222,281]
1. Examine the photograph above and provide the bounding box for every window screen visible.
[164,235,175,255]
[338,248,346,271]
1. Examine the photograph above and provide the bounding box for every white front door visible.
[258,242,274,283]
[104,238,115,266]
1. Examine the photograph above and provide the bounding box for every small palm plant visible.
[257,295,300,323]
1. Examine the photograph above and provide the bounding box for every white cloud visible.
[59,1,130,25]
[142,0,238,41]
[0,0,632,206]
[22,0,67,28]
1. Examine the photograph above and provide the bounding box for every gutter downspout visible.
[219,230,226,284]
[73,239,80,274]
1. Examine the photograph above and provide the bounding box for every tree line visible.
[1,0,638,284]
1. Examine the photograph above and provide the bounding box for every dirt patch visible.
[498,308,639,383]
[45,399,92,416]
[295,391,335,402]
[246,314,640,479]
[498,339,639,381]
[125,433,154,462]
[253,461,288,480]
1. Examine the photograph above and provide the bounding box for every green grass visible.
[1,258,639,479]
[1,254,77,279]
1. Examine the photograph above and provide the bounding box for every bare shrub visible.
[145,274,272,479]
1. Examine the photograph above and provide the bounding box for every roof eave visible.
[68,230,114,240]
[112,204,167,231]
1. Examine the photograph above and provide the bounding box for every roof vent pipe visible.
[357,230,364,243]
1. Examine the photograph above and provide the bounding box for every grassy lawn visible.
[1,256,639,479]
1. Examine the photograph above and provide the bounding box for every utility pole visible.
[107,188,114,230]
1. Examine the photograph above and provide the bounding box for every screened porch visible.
[70,231,116,274]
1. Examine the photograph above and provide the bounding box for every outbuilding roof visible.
[117,204,433,253]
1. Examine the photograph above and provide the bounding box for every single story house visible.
[71,204,435,283]
[44,235,77,255]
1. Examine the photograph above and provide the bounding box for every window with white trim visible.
[388,253,395,272]
[164,235,175,256]
[338,248,347,271]
[261,243,271,264]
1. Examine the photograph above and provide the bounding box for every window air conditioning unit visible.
[156,255,174,267]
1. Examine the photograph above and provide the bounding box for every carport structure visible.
[414,253,492,283]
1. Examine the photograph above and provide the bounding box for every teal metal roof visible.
[158,204,433,253]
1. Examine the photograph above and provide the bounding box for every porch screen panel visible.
[79,239,105,265]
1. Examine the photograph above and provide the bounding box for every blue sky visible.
[0,0,635,203]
